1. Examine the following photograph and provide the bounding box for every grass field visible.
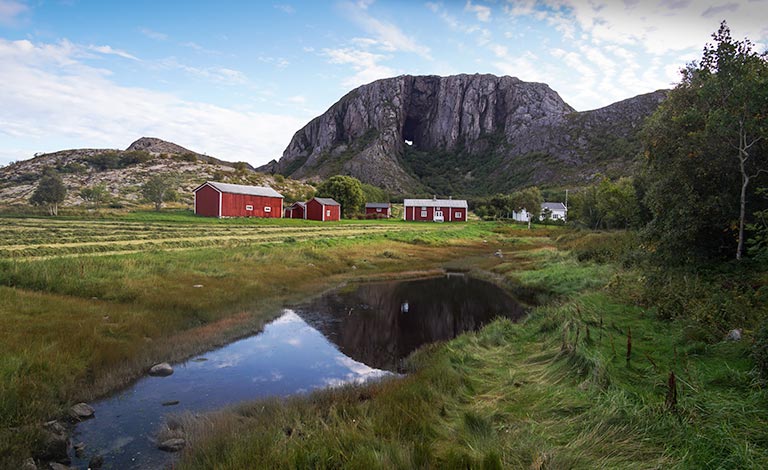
[0,211,513,467]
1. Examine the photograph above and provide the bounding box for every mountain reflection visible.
[295,275,525,371]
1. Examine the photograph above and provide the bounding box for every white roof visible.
[196,181,283,198]
[542,202,567,211]
[404,198,468,208]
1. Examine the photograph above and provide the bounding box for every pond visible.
[68,274,524,469]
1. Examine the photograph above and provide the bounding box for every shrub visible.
[753,319,768,383]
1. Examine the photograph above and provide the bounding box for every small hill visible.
[0,138,313,209]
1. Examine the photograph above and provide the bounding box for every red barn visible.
[306,197,341,221]
[403,198,467,222]
[365,203,391,219]
[284,201,306,219]
[193,181,283,218]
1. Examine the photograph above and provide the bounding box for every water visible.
[69,274,523,469]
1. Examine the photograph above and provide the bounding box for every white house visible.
[541,202,567,221]
[512,208,532,222]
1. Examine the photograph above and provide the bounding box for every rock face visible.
[262,74,667,193]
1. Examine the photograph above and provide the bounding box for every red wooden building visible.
[365,202,391,219]
[403,198,468,222]
[284,201,306,219]
[305,197,341,221]
[193,181,284,218]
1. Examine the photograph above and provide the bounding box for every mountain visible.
[0,137,313,208]
[259,74,667,194]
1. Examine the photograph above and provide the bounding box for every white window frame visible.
[264,206,271,213]
[326,209,331,216]
[420,210,427,218]
[455,211,463,218]
[245,204,253,211]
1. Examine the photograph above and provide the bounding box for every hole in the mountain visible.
[402,116,421,149]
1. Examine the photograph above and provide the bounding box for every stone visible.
[726,329,742,341]
[73,442,86,458]
[47,463,71,470]
[35,421,69,463]
[158,438,186,452]
[70,403,95,420]
[88,455,104,469]
[494,250,503,258]
[162,400,180,406]
[148,362,174,377]
[21,457,37,470]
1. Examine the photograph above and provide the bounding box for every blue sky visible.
[1,0,766,167]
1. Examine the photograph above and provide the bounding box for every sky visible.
[1,0,766,167]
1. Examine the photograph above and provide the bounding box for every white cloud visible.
[287,95,306,104]
[0,38,307,166]
[274,3,296,14]
[465,1,492,22]
[139,27,168,41]
[88,45,138,61]
[340,0,432,59]
[323,46,397,88]
[158,58,249,85]
[0,0,27,26]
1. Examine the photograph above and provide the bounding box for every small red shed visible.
[403,198,467,222]
[284,201,306,219]
[365,202,391,219]
[193,181,283,218]
[306,197,341,221]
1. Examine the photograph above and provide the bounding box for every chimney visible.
[432,195,437,201]
[449,196,452,200]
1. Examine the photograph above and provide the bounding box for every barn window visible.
[455,212,462,218]
[326,209,331,216]
[264,206,271,213]
[420,210,427,218]
[245,205,253,211]
[376,208,381,212]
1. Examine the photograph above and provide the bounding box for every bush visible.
[753,319,768,383]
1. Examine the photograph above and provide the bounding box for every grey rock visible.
[148,362,174,377]
[262,73,667,193]
[35,421,69,463]
[726,329,742,341]
[21,457,37,470]
[88,455,104,469]
[161,400,180,406]
[70,403,95,420]
[158,438,186,452]
[47,463,72,470]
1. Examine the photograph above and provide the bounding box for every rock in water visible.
[158,438,186,452]
[148,362,174,377]
[69,403,95,420]
[88,455,104,469]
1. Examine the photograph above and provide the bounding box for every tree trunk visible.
[737,169,748,261]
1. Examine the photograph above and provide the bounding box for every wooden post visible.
[665,371,678,412]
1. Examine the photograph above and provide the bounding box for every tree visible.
[30,168,67,215]
[316,175,365,218]
[79,184,109,208]
[642,22,768,262]
[510,187,543,228]
[141,174,178,211]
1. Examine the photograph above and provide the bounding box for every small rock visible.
[70,403,95,421]
[148,363,173,377]
[351,265,357,270]
[73,442,86,458]
[21,457,37,470]
[48,463,71,470]
[192,284,203,288]
[726,329,742,341]
[88,455,104,469]
[162,400,180,407]
[158,438,186,452]
[494,250,503,258]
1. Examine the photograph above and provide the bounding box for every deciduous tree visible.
[30,168,67,216]
[316,175,365,218]
[141,174,178,211]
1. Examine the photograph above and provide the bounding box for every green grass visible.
[175,231,768,469]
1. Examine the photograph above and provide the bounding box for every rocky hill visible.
[0,138,313,208]
[259,74,667,194]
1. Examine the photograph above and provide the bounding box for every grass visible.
[0,214,508,467]
[173,231,768,469]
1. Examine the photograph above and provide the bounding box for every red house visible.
[284,201,306,219]
[306,197,341,221]
[365,203,391,219]
[193,181,284,218]
[403,198,467,222]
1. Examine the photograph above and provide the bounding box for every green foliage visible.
[29,168,66,216]
[642,22,768,263]
[316,175,365,218]
[85,150,152,170]
[79,183,109,208]
[233,162,249,173]
[361,182,389,203]
[747,188,768,260]
[753,319,768,383]
[141,174,178,211]
[570,177,643,229]
[475,187,542,221]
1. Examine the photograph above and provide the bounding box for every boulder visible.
[47,463,72,470]
[88,455,104,469]
[726,329,742,341]
[21,457,37,470]
[158,438,186,452]
[148,363,174,377]
[35,421,69,463]
[69,403,95,421]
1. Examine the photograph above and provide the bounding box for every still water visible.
[69,274,523,469]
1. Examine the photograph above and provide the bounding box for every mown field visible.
[0,212,508,467]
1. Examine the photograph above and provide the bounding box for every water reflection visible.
[295,274,525,371]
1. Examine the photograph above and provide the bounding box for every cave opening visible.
[402,116,422,149]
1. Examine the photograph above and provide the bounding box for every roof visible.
[365,203,391,209]
[311,197,340,206]
[195,181,283,198]
[403,198,468,208]
[288,201,306,208]
[541,202,567,211]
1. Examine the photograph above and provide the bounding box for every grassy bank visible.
[0,215,510,467]
[175,232,768,469]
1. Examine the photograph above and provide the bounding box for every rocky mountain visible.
[260,74,667,194]
[0,138,313,208]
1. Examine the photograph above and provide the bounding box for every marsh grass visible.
[176,231,768,469]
